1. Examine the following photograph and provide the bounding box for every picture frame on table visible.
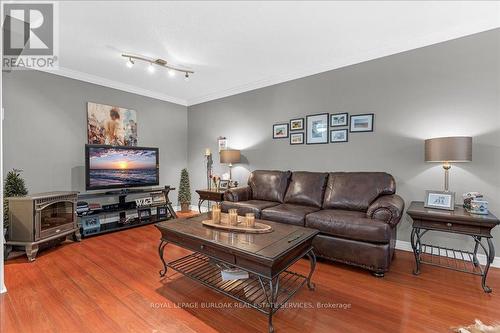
[157,205,168,219]
[273,123,289,139]
[424,190,456,211]
[290,132,304,145]
[330,129,348,143]
[350,113,374,133]
[290,118,304,131]
[306,113,329,144]
[219,180,230,190]
[330,113,348,127]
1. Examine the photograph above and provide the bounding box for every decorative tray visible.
[202,214,273,234]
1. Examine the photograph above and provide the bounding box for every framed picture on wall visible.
[273,123,289,139]
[306,113,328,144]
[330,113,348,127]
[87,102,137,146]
[218,137,227,151]
[290,118,304,131]
[330,129,348,143]
[350,113,374,132]
[290,132,304,145]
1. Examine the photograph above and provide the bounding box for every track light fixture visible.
[122,53,194,78]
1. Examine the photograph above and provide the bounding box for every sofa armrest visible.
[224,186,252,202]
[367,194,405,228]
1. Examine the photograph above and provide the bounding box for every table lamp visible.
[425,136,472,191]
[220,149,240,180]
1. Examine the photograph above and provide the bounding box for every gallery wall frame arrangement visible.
[306,113,329,144]
[350,113,374,133]
[330,112,348,127]
[273,112,375,145]
[87,102,138,146]
[290,132,304,145]
[290,118,304,131]
[273,123,289,139]
[330,129,348,143]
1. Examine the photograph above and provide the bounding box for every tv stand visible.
[78,186,177,237]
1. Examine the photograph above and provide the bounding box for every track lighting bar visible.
[121,53,194,78]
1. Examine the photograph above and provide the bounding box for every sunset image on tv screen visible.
[88,147,158,188]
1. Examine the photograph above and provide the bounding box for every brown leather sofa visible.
[222,170,405,276]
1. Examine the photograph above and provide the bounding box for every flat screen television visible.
[85,144,159,191]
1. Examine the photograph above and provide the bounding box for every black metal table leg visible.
[480,238,495,293]
[410,227,421,275]
[306,250,317,290]
[267,276,279,333]
[158,240,168,277]
[473,237,481,267]
[198,199,205,213]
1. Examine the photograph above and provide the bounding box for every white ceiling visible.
[51,1,500,106]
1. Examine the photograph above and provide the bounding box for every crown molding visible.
[36,67,188,106]
[33,24,500,108]
[187,24,500,106]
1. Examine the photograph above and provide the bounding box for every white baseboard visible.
[0,284,6,294]
[395,240,500,268]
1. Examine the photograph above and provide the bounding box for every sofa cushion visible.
[261,204,320,226]
[323,172,396,211]
[305,209,392,243]
[221,200,279,219]
[248,170,291,203]
[284,171,328,208]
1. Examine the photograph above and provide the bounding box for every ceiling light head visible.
[148,63,155,73]
[184,72,189,81]
[126,58,134,68]
[168,69,176,77]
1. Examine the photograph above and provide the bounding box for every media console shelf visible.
[77,186,177,237]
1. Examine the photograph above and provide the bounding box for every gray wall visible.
[2,70,188,200]
[188,29,500,250]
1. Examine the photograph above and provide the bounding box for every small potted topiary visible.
[178,168,192,213]
[4,169,28,259]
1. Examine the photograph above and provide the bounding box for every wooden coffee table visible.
[156,214,319,333]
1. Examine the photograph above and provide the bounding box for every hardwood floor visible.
[1,224,499,333]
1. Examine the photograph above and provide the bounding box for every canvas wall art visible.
[87,102,138,146]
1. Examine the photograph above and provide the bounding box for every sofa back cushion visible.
[284,171,328,207]
[248,170,291,203]
[323,172,396,211]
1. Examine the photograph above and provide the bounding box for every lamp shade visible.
[424,136,472,162]
[220,149,241,164]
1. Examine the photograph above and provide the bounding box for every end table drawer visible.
[418,220,480,234]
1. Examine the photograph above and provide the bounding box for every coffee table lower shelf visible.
[158,244,316,333]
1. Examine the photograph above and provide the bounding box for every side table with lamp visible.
[196,148,242,213]
[407,136,499,293]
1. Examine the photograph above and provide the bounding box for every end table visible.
[195,189,225,213]
[407,201,499,293]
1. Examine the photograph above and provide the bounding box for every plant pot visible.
[180,202,190,213]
